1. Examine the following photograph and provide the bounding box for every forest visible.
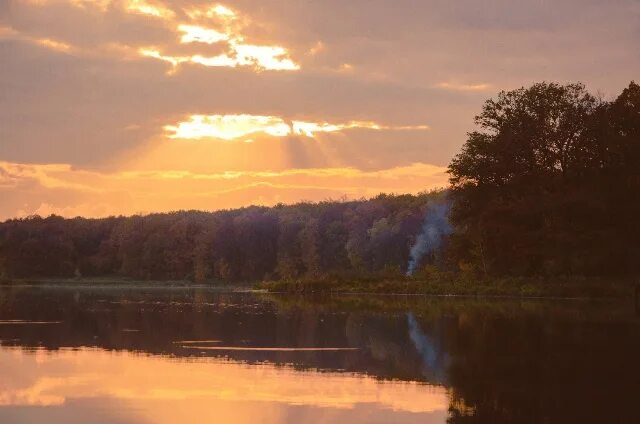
[0,192,446,282]
[0,81,638,283]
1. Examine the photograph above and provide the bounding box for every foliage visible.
[0,192,442,281]
[448,81,640,277]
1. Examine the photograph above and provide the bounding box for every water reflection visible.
[0,348,447,423]
[0,285,639,423]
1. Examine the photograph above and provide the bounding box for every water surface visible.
[0,285,638,423]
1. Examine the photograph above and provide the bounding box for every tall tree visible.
[449,81,639,276]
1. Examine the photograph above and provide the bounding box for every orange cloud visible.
[0,25,75,54]
[146,23,300,72]
[132,1,300,71]
[18,1,300,72]
[0,160,448,219]
[178,24,229,44]
[126,0,176,19]
[436,82,491,92]
[184,3,237,21]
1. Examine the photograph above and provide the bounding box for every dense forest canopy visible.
[1,81,638,282]
[0,192,448,281]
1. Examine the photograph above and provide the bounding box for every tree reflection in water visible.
[0,286,638,423]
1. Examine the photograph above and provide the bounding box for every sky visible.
[0,0,638,219]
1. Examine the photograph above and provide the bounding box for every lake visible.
[0,285,638,423]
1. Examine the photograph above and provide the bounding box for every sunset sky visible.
[1,0,638,219]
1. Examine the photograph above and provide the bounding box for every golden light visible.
[164,115,292,140]
[231,43,300,71]
[36,38,73,52]
[212,4,235,17]
[70,0,111,11]
[185,3,237,20]
[165,115,430,140]
[36,1,296,72]
[190,54,237,67]
[292,121,342,137]
[140,47,299,71]
[178,24,229,44]
[126,2,301,72]
[126,0,175,19]
[139,48,188,67]
[1,158,449,219]
[436,82,491,92]
[0,26,75,54]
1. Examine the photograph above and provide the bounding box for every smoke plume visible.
[406,201,452,276]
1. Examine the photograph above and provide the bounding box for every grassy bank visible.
[1,275,634,299]
[258,275,635,299]
[0,277,257,290]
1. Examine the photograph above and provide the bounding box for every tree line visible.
[0,192,445,281]
[0,81,638,281]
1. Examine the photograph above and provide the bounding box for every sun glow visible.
[178,24,229,44]
[171,19,299,71]
[165,115,291,140]
[437,82,491,92]
[141,48,298,71]
[1,160,449,219]
[165,115,429,140]
[231,43,299,70]
[185,3,237,20]
[140,3,300,71]
[140,48,188,67]
[211,4,235,17]
[26,1,300,72]
[126,0,175,19]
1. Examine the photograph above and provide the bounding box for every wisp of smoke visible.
[406,201,452,276]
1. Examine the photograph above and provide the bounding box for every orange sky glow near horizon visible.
[1,0,638,219]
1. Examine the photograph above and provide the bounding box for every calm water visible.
[0,286,638,423]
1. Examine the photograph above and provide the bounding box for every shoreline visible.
[257,277,636,300]
[0,276,635,300]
